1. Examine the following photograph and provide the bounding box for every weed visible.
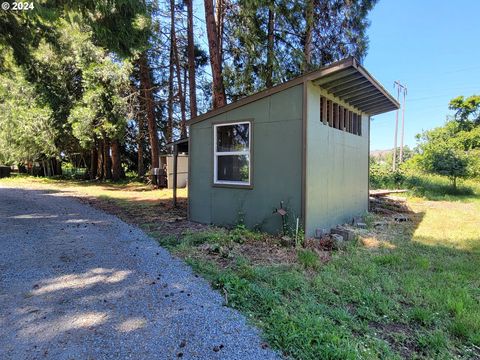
[182,229,226,246]
[229,224,262,244]
[417,330,450,356]
[409,307,435,326]
[156,235,179,248]
[363,212,375,229]
[449,313,480,344]
[296,249,320,270]
[372,252,401,266]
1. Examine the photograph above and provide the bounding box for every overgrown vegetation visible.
[371,95,480,196]
[370,166,478,200]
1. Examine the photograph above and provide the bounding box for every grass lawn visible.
[1,174,479,359]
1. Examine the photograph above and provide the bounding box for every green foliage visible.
[296,249,320,270]
[390,95,480,190]
[0,4,147,171]
[69,49,131,147]
[222,0,378,99]
[182,230,227,246]
[180,225,264,249]
[369,160,405,189]
[0,16,132,166]
[0,51,56,165]
[449,95,480,130]
[370,168,476,199]
[61,162,87,179]
[0,1,150,65]
[419,143,468,188]
[413,120,477,188]
[370,95,480,193]
[229,224,263,243]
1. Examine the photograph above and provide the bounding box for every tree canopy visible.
[0,0,379,180]
[405,95,480,187]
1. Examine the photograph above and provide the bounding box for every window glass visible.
[214,122,251,185]
[216,123,249,152]
[217,155,249,182]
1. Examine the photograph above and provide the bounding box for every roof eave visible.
[188,56,399,126]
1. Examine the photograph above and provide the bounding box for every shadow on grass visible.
[371,173,480,202]
[404,175,479,201]
[49,175,147,189]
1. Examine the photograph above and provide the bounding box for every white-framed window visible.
[213,121,251,186]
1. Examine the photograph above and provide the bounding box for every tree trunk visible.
[103,135,112,180]
[303,0,314,72]
[97,138,104,180]
[183,66,188,120]
[215,0,224,64]
[186,0,197,118]
[167,17,175,144]
[111,139,123,181]
[171,0,187,138]
[90,143,98,180]
[138,52,160,170]
[55,157,62,175]
[204,0,226,108]
[137,114,145,177]
[266,2,275,88]
[50,157,62,176]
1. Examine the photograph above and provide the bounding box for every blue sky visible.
[365,0,480,150]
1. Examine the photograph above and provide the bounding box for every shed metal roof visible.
[189,57,399,125]
[311,57,399,115]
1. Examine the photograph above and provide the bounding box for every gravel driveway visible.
[0,186,279,360]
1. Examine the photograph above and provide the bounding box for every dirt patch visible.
[190,237,298,269]
[235,239,298,265]
[369,321,419,359]
[79,196,207,236]
[304,236,336,251]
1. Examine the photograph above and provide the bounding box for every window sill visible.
[212,182,254,190]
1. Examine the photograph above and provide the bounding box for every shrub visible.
[369,162,405,189]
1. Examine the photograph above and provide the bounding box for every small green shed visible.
[188,57,399,237]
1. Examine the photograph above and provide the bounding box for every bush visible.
[369,162,405,189]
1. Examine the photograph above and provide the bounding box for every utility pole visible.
[399,84,407,162]
[393,81,407,170]
[392,82,400,171]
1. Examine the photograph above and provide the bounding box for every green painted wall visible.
[189,84,304,234]
[305,81,370,236]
